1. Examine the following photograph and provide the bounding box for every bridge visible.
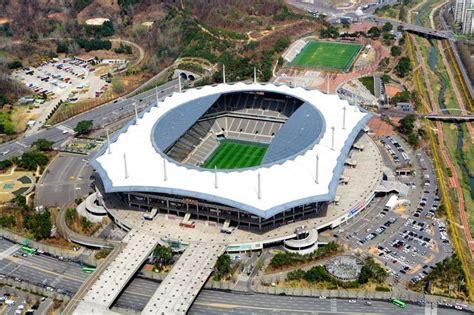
[369,16,453,40]
[424,114,474,122]
[72,230,160,314]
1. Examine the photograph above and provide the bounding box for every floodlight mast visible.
[123,154,128,179]
[163,158,168,181]
[106,128,111,154]
[331,126,335,151]
[315,154,319,184]
[222,64,226,84]
[257,172,261,200]
[133,102,138,125]
[343,106,347,130]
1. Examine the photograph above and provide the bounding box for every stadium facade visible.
[92,83,372,231]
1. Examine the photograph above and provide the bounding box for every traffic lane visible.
[0,80,178,160]
[192,290,426,315]
[0,258,83,292]
[63,80,178,129]
[1,126,70,160]
[113,277,160,310]
[35,153,92,207]
[12,253,88,281]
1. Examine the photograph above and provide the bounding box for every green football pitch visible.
[290,41,362,71]
[202,140,268,169]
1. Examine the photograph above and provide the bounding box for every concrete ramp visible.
[73,230,159,314]
[142,243,225,314]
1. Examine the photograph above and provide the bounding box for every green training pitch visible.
[202,140,268,169]
[290,40,362,71]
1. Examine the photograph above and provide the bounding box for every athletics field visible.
[203,140,267,169]
[290,41,362,72]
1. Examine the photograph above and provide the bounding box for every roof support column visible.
[133,102,138,125]
[257,172,261,200]
[315,154,319,184]
[222,64,226,84]
[123,153,129,179]
[106,128,111,154]
[163,158,168,181]
[342,106,347,130]
[331,126,335,151]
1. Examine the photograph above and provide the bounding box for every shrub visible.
[18,151,49,171]
[7,60,23,69]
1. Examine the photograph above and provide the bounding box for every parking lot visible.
[0,286,53,315]
[11,58,108,134]
[338,134,452,283]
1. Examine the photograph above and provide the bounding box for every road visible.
[0,79,179,161]
[0,238,88,295]
[0,237,470,314]
[35,153,93,208]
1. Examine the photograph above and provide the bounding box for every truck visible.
[383,194,398,211]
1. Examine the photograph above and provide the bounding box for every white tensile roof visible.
[93,83,371,218]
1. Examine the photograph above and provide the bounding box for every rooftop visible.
[92,83,371,218]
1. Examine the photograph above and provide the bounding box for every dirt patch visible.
[368,116,394,137]
[77,0,120,23]
[385,83,404,97]
[10,106,38,133]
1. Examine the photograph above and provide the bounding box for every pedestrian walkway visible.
[0,245,20,260]
[142,243,225,314]
[425,301,438,315]
[73,230,159,314]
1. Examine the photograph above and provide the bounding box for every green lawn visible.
[290,41,362,71]
[202,140,267,169]
[359,76,375,95]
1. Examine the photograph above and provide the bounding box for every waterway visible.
[427,40,474,200]
[456,125,474,199]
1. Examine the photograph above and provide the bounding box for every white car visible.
[348,300,357,303]
[319,296,327,299]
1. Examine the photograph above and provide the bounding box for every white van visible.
[6,299,15,306]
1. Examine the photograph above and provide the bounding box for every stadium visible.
[92,82,373,232]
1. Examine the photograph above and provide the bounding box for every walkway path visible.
[72,230,159,314]
[142,243,225,314]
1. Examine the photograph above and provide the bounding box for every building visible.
[92,83,372,231]
[455,0,474,34]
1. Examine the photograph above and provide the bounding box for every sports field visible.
[203,140,268,169]
[290,41,362,71]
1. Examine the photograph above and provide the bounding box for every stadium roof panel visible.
[92,83,371,219]
[262,102,325,164]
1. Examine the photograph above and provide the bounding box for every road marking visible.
[57,125,75,134]
[331,298,337,312]
[0,244,20,261]
[15,141,28,148]
[5,256,84,282]
[425,302,437,315]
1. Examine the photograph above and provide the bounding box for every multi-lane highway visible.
[0,80,179,161]
[0,237,471,314]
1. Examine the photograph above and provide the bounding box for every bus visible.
[21,246,36,255]
[81,267,96,273]
[392,298,406,308]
